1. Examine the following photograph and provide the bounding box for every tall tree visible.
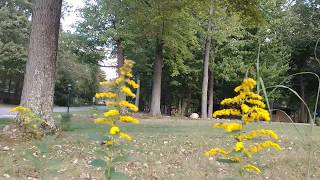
[133,0,202,116]
[20,0,62,129]
[201,4,214,119]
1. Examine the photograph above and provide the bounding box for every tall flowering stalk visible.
[91,60,139,179]
[206,78,282,174]
[95,59,139,143]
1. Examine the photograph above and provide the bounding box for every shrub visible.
[10,106,46,139]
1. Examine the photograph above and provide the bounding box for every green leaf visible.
[216,158,238,164]
[112,155,131,163]
[47,159,62,170]
[89,159,107,167]
[229,150,243,158]
[111,172,131,180]
[95,149,107,158]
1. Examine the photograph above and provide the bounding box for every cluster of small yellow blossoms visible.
[206,78,282,175]
[214,122,242,132]
[95,59,139,144]
[10,106,45,138]
[213,78,270,124]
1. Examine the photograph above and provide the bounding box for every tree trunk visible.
[184,91,192,116]
[135,78,140,108]
[201,5,213,119]
[20,0,62,129]
[299,77,307,123]
[7,77,12,96]
[208,71,214,118]
[150,39,163,116]
[117,40,125,74]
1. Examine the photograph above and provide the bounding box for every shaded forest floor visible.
[0,112,320,180]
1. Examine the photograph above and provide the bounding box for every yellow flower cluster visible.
[247,99,266,108]
[121,86,136,98]
[206,78,282,175]
[214,122,242,132]
[95,118,115,126]
[236,129,279,141]
[95,92,117,99]
[244,164,261,174]
[205,148,229,157]
[234,142,245,151]
[119,132,132,141]
[212,109,241,117]
[242,107,270,123]
[104,109,120,117]
[95,60,139,145]
[109,126,133,141]
[120,116,139,124]
[110,126,120,135]
[234,78,256,92]
[10,106,31,112]
[249,141,282,154]
[119,59,134,77]
[119,101,139,112]
[126,79,139,89]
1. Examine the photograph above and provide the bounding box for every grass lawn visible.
[0,113,320,180]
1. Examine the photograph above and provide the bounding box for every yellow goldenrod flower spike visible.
[126,79,139,89]
[204,148,229,157]
[104,109,120,117]
[236,129,279,141]
[109,126,120,135]
[119,132,132,141]
[95,92,117,99]
[118,101,139,112]
[94,118,115,126]
[105,140,114,146]
[10,106,31,112]
[119,116,139,124]
[244,164,261,174]
[249,141,282,154]
[214,122,242,132]
[207,78,280,174]
[120,86,136,98]
[212,109,241,117]
[234,142,245,152]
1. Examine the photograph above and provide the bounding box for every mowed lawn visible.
[0,113,320,180]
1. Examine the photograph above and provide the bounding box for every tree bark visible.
[201,5,213,119]
[150,39,163,116]
[135,78,140,108]
[208,71,214,118]
[20,0,62,129]
[117,40,125,74]
[299,77,307,123]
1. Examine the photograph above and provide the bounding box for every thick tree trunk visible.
[208,71,214,118]
[150,39,163,116]
[20,0,62,129]
[135,78,140,108]
[201,5,213,119]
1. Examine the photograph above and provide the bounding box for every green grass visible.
[0,114,320,179]
[0,118,13,127]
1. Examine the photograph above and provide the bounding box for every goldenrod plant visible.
[10,106,46,139]
[206,78,282,175]
[92,59,139,179]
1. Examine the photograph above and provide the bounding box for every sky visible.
[61,0,117,80]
